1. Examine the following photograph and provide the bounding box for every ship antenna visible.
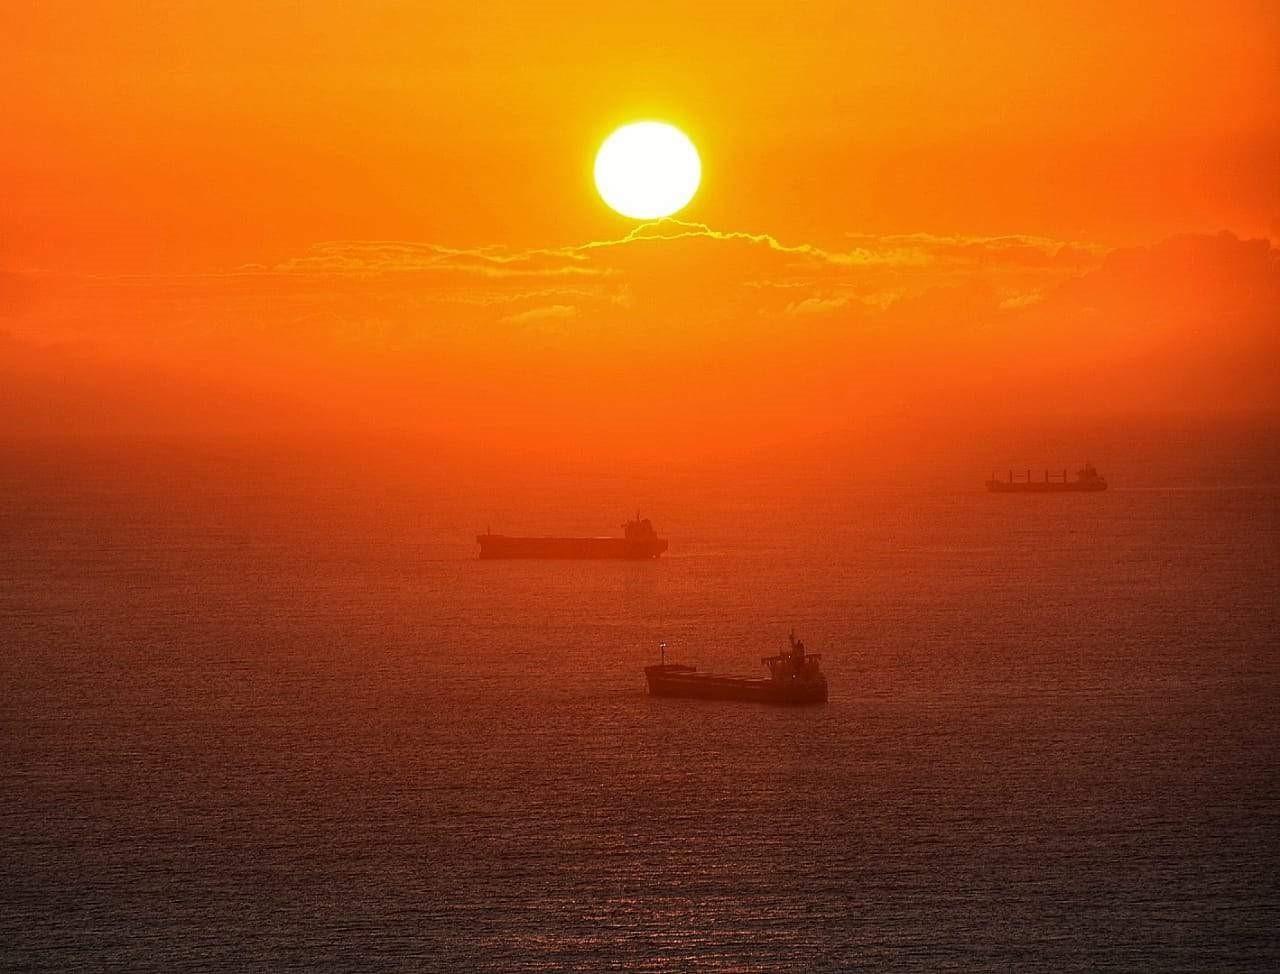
[660,640,666,666]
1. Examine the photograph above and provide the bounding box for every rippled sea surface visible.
[3,439,1278,971]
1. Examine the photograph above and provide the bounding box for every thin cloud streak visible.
[501,304,579,324]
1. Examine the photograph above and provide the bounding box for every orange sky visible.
[2,1,1278,455]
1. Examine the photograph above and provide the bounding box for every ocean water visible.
[2,439,1278,971]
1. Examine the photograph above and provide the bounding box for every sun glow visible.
[594,122,701,220]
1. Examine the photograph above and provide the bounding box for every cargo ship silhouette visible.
[987,463,1107,493]
[476,514,668,559]
[645,631,828,705]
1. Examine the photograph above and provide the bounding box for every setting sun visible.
[594,122,701,220]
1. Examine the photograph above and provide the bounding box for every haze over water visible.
[3,427,1277,970]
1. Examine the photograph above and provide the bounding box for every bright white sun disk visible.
[594,122,701,219]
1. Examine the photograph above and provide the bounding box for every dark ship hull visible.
[477,535,667,559]
[986,480,1107,493]
[644,663,828,705]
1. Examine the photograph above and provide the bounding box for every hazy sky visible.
[2,1,1277,451]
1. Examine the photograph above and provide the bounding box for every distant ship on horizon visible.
[476,514,668,559]
[987,463,1108,493]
